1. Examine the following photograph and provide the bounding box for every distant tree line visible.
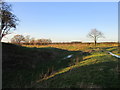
[51,42,82,44]
[11,34,52,45]
[11,34,117,45]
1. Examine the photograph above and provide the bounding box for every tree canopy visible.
[11,34,25,44]
[0,1,19,41]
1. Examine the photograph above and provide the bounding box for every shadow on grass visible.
[2,43,90,88]
[35,60,119,88]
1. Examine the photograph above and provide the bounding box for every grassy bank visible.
[3,43,119,88]
[33,47,119,88]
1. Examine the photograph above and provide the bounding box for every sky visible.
[2,2,118,42]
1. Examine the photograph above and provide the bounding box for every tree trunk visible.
[94,38,97,46]
[95,40,96,45]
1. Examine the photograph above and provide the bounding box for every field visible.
[3,43,120,88]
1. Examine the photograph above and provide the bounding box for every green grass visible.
[3,43,85,88]
[3,43,119,88]
[33,50,119,88]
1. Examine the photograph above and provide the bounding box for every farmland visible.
[3,42,119,88]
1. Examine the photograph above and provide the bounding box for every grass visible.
[33,50,119,88]
[3,43,86,88]
[3,43,119,88]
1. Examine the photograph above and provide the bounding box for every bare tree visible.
[11,34,25,44]
[36,39,52,45]
[0,1,19,41]
[36,39,43,45]
[29,37,35,45]
[24,35,30,43]
[87,29,104,45]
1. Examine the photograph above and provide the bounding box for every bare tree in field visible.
[36,39,52,45]
[87,29,104,45]
[29,37,35,45]
[11,34,25,44]
[0,1,19,41]
[24,35,31,43]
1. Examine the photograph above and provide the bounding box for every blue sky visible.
[2,2,118,42]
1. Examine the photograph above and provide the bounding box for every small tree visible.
[36,39,52,45]
[11,34,25,44]
[87,29,104,45]
[29,37,35,45]
[24,35,30,43]
[0,1,19,41]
